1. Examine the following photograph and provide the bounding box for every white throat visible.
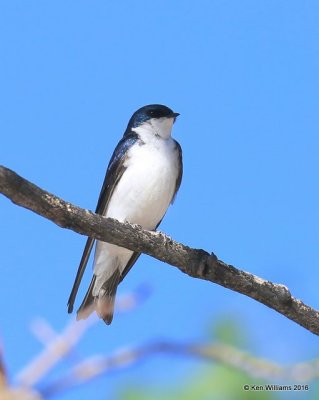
[133,117,174,141]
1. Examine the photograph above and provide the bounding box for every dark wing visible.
[171,140,183,203]
[118,252,141,283]
[120,139,183,282]
[67,132,140,313]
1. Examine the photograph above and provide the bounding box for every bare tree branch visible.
[16,286,150,387]
[1,165,319,335]
[9,316,319,398]
[40,340,318,397]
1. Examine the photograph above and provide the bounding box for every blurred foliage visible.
[207,314,249,347]
[118,364,276,400]
[117,318,318,400]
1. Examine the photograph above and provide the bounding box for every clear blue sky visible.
[1,1,319,399]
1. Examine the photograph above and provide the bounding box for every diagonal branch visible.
[1,165,319,335]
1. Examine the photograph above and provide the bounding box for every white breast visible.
[105,135,179,230]
[93,121,180,289]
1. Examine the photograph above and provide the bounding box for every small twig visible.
[16,318,95,388]
[1,165,319,335]
[15,286,151,387]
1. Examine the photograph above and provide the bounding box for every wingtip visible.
[67,305,73,314]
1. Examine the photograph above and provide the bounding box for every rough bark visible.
[1,165,318,335]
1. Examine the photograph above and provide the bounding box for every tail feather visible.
[76,269,121,325]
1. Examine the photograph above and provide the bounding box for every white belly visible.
[106,137,179,229]
[93,136,179,289]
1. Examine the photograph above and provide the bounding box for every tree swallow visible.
[67,104,183,324]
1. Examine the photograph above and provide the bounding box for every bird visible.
[67,104,183,324]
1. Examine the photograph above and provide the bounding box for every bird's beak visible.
[170,112,180,122]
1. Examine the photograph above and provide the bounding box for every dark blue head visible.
[126,104,179,130]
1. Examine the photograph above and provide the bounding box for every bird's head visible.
[127,104,179,139]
